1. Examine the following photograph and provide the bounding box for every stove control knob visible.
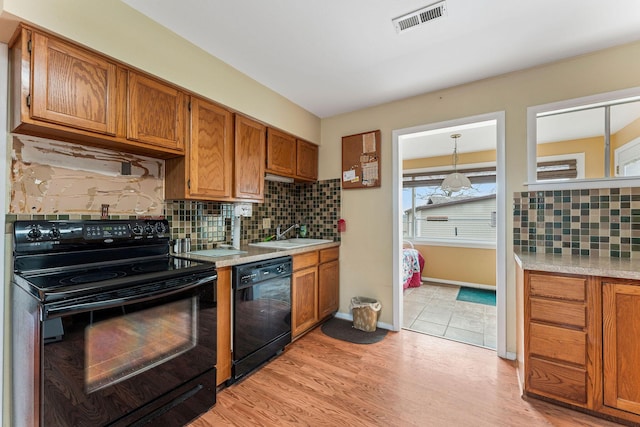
[49,228,61,239]
[144,224,154,234]
[132,225,143,235]
[27,227,42,240]
[155,222,167,234]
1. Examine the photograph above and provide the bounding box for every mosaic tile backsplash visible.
[513,188,640,258]
[165,178,341,250]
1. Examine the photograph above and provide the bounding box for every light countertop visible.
[175,241,340,268]
[514,250,640,280]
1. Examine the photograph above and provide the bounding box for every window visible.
[403,167,496,242]
[528,87,640,187]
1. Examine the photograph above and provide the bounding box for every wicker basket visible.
[350,297,381,332]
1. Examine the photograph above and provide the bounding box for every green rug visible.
[456,287,496,306]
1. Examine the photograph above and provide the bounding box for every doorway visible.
[391,111,508,359]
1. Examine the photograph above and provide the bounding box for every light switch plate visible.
[263,218,271,229]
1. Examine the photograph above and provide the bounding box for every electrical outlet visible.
[263,218,271,229]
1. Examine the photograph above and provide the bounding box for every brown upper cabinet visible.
[266,128,296,177]
[165,97,234,200]
[234,114,266,202]
[28,30,118,136]
[126,71,186,152]
[296,139,319,181]
[10,24,185,158]
[265,127,318,182]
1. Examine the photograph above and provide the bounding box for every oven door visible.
[40,273,217,427]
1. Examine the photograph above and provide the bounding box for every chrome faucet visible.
[276,223,299,240]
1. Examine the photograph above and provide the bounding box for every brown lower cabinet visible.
[520,267,640,425]
[292,248,339,338]
[602,280,640,416]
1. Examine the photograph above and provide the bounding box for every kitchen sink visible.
[249,238,333,249]
[190,248,247,257]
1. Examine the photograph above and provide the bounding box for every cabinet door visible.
[296,139,318,181]
[292,267,318,337]
[127,71,186,151]
[31,32,118,135]
[189,98,233,199]
[266,128,296,176]
[603,281,640,415]
[234,115,266,201]
[318,259,339,319]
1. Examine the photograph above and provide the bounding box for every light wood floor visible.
[190,326,622,426]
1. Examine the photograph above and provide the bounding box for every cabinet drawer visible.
[319,247,339,263]
[530,298,586,328]
[530,274,586,302]
[293,251,318,271]
[529,323,586,366]
[528,357,587,404]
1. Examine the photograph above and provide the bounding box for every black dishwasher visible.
[231,256,292,382]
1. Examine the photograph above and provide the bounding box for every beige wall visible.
[320,40,640,354]
[415,245,496,287]
[537,136,604,178]
[0,0,321,143]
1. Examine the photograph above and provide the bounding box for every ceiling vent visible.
[392,1,447,34]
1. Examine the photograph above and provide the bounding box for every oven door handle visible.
[43,275,216,319]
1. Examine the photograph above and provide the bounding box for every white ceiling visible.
[123,0,640,120]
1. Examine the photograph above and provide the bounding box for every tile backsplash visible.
[513,188,640,258]
[165,178,341,250]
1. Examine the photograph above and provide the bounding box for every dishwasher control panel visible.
[233,256,292,287]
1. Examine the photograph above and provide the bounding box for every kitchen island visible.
[515,250,640,426]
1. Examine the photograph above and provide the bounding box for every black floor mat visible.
[320,317,388,344]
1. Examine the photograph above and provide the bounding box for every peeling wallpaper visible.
[10,136,164,216]
[8,137,341,246]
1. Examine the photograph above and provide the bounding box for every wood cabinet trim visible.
[216,267,232,386]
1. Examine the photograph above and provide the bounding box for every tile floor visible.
[403,281,497,350]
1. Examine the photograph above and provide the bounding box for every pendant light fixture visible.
[441,133,472,193]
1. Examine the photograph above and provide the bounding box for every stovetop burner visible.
[12,219,216,303]
[62,270,127,285]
